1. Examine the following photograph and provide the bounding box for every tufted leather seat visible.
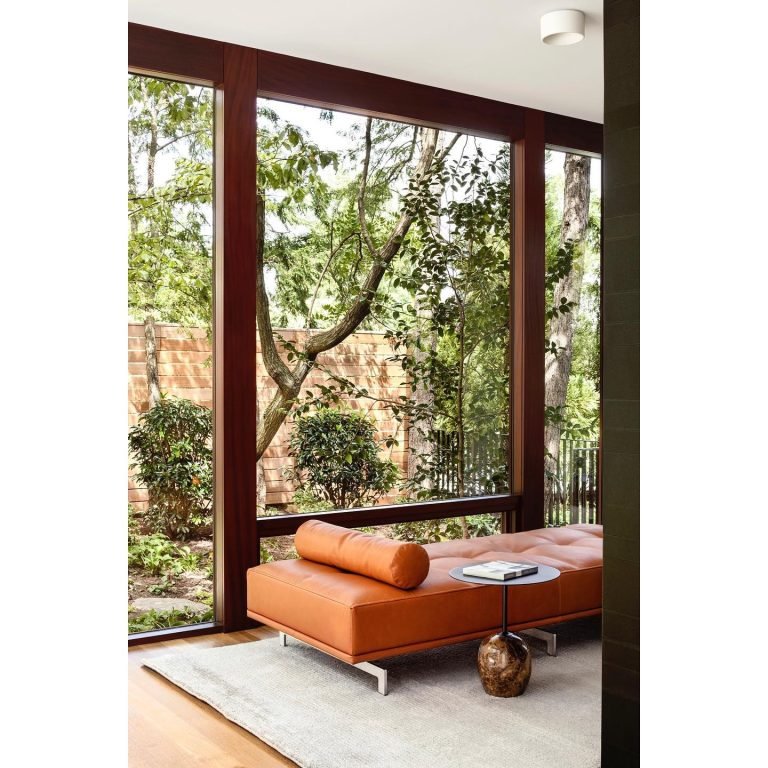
[246,524,602,664]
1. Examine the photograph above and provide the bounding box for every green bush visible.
[392,513,500,544]
[292,487,334,513]
[128,532,200,577]
[128,396,212,539]
[288,408,398,509]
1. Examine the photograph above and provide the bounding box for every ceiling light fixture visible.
[540,9,586,46]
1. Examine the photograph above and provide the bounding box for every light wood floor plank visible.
[129,628,296,768]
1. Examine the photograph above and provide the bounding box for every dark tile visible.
[605,0,640,27]
[604,21,640,79]
[604,214,639,240]
[601,502,640,541]
[603,235,640,291]
[604,180,640,219]
[603,102,640,136]
[603,399,640,431]
[604,321,639,348]
[602,674,641,714]
[604,68,639,110]
[602,737,641,768]
[602,451,640,508]
[603,424,640,455]
[604,532,640,564]
[604,555,640,616]
[604,638,640,672]
[603,608,640,646]
[604,128,640,187]
[603,289,639,325]
[603,344,640,400]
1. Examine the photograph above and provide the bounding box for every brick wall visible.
[128,323,408,511]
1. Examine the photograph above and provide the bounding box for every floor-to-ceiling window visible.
[254,99,511,559]
[544,149,601,526]
[127,74,216,633]
[126,25,603,635]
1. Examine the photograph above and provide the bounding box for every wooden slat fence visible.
[546,438,600,526]
[432,432,600,525]
[432,430,509,497]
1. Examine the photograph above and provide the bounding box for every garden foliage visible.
[288,408,398,509]
[128,396,212,539]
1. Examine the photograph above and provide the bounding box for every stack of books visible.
[462,561,539,580]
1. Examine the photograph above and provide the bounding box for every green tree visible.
[128,75,213,406]
[255,111,461,462]
[295,137,511,535]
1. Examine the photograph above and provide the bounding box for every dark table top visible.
[449,563,561,587]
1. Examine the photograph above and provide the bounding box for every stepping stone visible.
[131,597,208,615]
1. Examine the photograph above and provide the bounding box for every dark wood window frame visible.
[128,22,602,641]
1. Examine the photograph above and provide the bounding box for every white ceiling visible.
[128,0,603,123]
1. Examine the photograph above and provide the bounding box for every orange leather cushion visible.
[294,519,430,589]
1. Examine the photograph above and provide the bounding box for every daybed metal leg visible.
[354,661,389,695]
[277,630,388,694]
[524,628,557,656]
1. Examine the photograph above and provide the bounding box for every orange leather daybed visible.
[246,521,602,693]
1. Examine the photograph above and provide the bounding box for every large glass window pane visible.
[544,150,601,526]
[255,99,510,547]
[128,75,215,632]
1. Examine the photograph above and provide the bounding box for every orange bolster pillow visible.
[295,519,430,589]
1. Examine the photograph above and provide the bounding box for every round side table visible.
[449,563,560,697]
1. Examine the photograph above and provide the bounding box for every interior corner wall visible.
[601,0,640,765]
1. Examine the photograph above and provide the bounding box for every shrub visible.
[392,513,500,544]
[292,487,334,513]
[128,396,212,539]
[288,408,398,509]
[128,532,199,577]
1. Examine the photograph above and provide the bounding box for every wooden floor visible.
[129,626,298,768]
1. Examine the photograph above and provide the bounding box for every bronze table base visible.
[477,631,531,697]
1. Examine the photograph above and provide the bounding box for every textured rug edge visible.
[143,655,309,768]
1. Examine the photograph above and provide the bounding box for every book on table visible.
[462,561,539,580]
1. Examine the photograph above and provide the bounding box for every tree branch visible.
[306,126,440,357]
[305,231,361,330]
[255,192,296,395]
[357,118,379,258]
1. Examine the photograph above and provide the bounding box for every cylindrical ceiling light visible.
[540,9,586,46]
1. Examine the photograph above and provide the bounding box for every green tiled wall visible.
[601,0,640,765]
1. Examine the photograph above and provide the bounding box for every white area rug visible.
[145,618,601,768]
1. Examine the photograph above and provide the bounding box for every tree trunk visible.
[456,304,468,538]
[144,314,161,408]
[544,154,591,522]
[256,459,267,517]
[141,96,162,410]
[407,299,435,491]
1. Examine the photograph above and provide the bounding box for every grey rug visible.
[144,618,601,768]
